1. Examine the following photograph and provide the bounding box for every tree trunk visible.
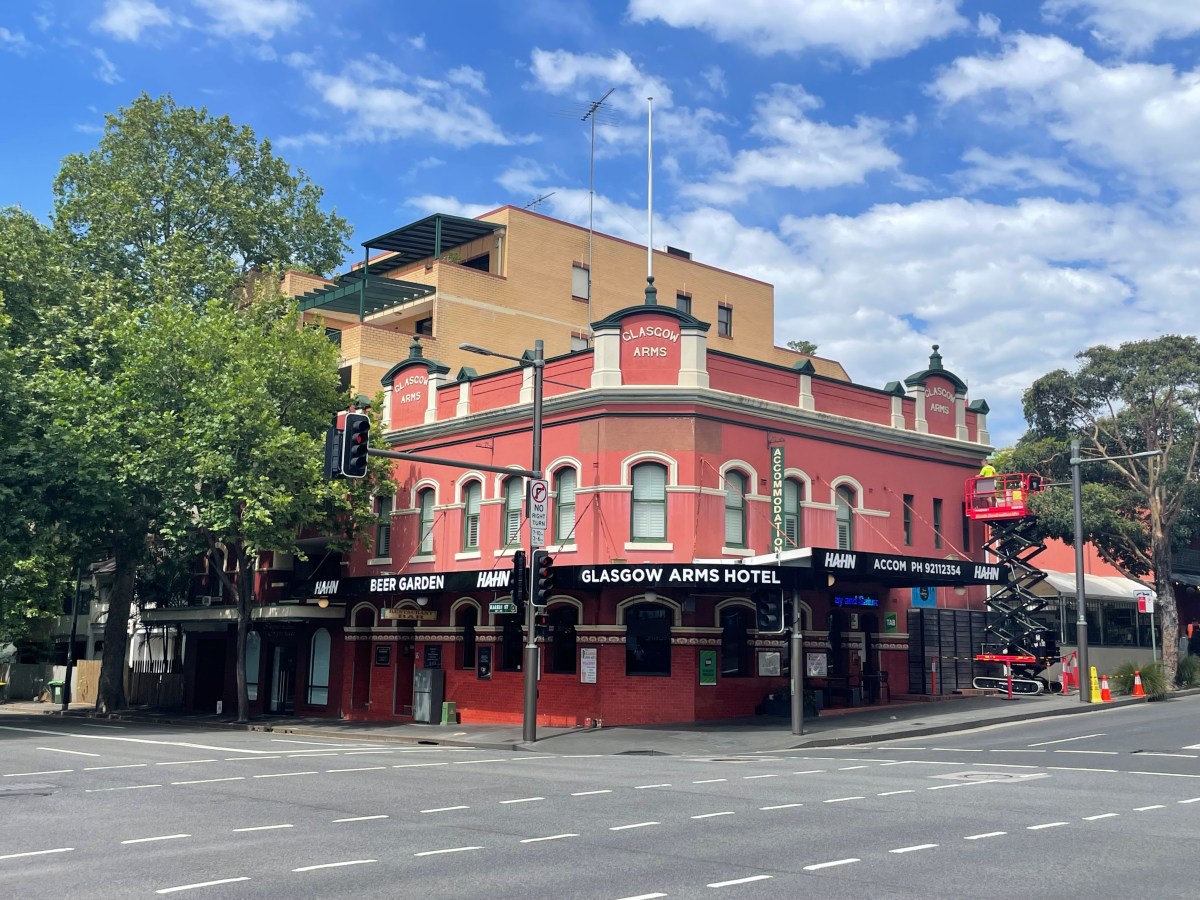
[96,553,136,713]
[1154,540,1178,686]
[235,546,251,724]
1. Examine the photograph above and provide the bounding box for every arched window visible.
[374,494,392,558]
[631,463,667,542]
[417,488,435,556]
[548,605,578,674]
[724,470,747,547]
[720,607,752,677]
[457,605,477,669]
[626,602,672,675]
[501,476,523,547]
[836,485,856,550]
[245,631,261,701]
[308,628,331,705]
[462,481,481,550]
[554,468,577,544]
[783,478,803,548]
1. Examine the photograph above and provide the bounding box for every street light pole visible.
[1070,440,1162,704]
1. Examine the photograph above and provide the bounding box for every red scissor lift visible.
[965,473,1060,694]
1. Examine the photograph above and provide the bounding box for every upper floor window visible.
[374,494,392,558]
[836,485,856,550]
[783,478,803,548]
[676,292,692,315]
[903,494,914,546]
[631,462,667,541]
[462,481,481,550]
[502,476,523,547]
[717,303,733,337]
[933,497,943,549]
[571,264,589,300]
[570,333,589,352]
[415,317,433,336]
[417,488,435,556]
[554,467,577,544]
[724,470,747,547]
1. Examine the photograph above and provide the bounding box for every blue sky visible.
[3,1,1199,447]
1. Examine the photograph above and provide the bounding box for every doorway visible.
[266,641,296,714]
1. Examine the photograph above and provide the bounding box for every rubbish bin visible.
[48,680,65,705]
[412,668,445,724]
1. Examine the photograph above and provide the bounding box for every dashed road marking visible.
[156,759,217,766]
[233,824,292,832]
[610,822,659,831]
[824,796,864,803]
[760,803,802,810]
[86,784,161,792]
[37,747,100,757]
[326,766,387,773]
[393,763,448,768]
[122,834,190,844]
[414,847,482,857]
[878,790,915,796]
[0,848,73,861]
[708,875,772,887]
[333,816,388,823]
[614,894,666,900]
[743,774,780,780]
[1083,813,1119,821]
[964,832,1006,840]
[85,764,147,771]
[293,859,376,871]
[1029,733,1104,746]
[634,784,671,789]
[693,779,727,784]
[422,805,469,814]
[1134,804,1165,811]
[156,877,250,894]
[4,769,73,777]
[572,789,612,796]
[691,812,734,819]
[521,834,578,843]
[804,859,859,871]
[891,843,938,854]
[172,777,244,785]
[500,797,544,804]
[1028,822,1069,830]
[252,771,317,779]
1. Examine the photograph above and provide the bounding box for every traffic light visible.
[755,590,785,634]
[511,550,527,611]
[341,412,370,478]
[534,613,551,639]
[532,549,555,607]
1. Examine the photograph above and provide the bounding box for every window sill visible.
[546,543,577,554]
[454,550,482,561]
[493,547,521,558]
[624,541,673,551]
[720,547,754,557]
[408,554,435,565]
[367,557,393,566]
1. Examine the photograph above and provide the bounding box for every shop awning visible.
[1037,570,1150,602]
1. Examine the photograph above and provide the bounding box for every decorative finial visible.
[644,274,658,306]
[929,344,943,369]
[408,336,424,359]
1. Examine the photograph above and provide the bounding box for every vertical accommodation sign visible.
[770,445,786,553]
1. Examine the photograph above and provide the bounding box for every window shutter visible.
[572,265,589,299]
[556,469,577,542]
[632,464,667,539]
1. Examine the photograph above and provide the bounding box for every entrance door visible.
[393,643,415,716]
[192,638,226,712]
[352,641,372,711]
[267,642,296,714]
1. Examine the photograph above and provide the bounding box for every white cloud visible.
[627,0,966,64]
[95,0,172,42]
[93,48,123,84]
[194,0,306,39]
[930,34,1200,193]
[682,84,900,203]
[1043,0,1200,52]
[0,26,34,54]
[408,34,426,51]
[405,194,500,219]
[955,148,1098,195]
[977,12,1001,38]
[447,65,487,93]
[292,54,528,148]
[701,65,727,97]
[529,48,673,114]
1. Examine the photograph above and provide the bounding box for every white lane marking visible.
[572,789,612,796]
[964,832,1006,840]
[452,759,506,765]
[413,847,483,857]
[333,816,388,823]
[172,777,245,785]
[879,761,910,766]
[1029,733,1105,747]
[85,764,147,771]
[1048,767,1117,773]
[743,774,780,780]
[614,894,666,900]
[878,790,915,796]
[1130,771,1200,778]
[708,875,772,887]
[4,769,73,777]
[77,723,125,729]
[610,822,660,831]
[233,824,293,832]
[838,765,869,771]
[252,771,317,779]
[500,797,544,804]
[1028,822,1069,830]
[510,756,557,762]
[1055,750,1118,755]
[36,747,100,757]
[422,805,469,814]
[343,750,399,756]
[1179,798,1200,804]
[1185,743,1200,750]
[121,834,190,844]
[1138,753,1198,759]
[634,783,671,789]
[691,812,735,819]
[804,859,859,871]
[393,763,448,768]
[1083,813,1119,820]
[293,860,377,872]
[272,739,348,746]
[891,844,938,854]
[931,748,983,752]
[792,769,825,775]
[156,877,250,894]
[0,848,73,861]
[86,784,162,792]
[562,754,604,758]
[520,834,578,843]
[0,724,273,754]
[326,767,387,773]
[156,759,218,766]
[990,749,1046,753]
[693,779,727,784]
[824,796,865,803]
[1134,804,1165,811]
[760,803,802,810]
[224,756,281,761]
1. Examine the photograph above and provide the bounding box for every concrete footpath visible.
[4,690,1181,756]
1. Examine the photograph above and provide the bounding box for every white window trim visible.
[454,550,482,561]
[623,541,674,551]
[367,557,393,566]
[620,451,679,487]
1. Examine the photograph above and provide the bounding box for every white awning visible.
[1037,570,1150,602]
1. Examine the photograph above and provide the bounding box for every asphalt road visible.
[2,698,1198,899]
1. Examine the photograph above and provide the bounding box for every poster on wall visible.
[758,650,781,677]
[884,612,899,633]
[374,644,391,667]
[806,653,828,677]
[699,649,717,685]
[477,645,492,680]
[580,647,597,684]
[423,644,442,669]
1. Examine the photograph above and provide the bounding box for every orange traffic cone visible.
[1100,674,1113,703]
[1132,670,1146,698]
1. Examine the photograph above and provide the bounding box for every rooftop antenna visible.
[524,191,556,210]
[582,88,615,329]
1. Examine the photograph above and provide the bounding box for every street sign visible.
[489,601,518,614]
[529,478,549,546]
[1136,590,1154,613]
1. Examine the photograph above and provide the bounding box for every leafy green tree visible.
[53,93,351,307]
[786,339,818,355]
[1013,335,1200,682]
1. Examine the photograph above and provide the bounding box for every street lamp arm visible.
[460,342,543,369]
[1073,448,1163,465]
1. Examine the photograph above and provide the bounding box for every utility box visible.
[412,667,445,724]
